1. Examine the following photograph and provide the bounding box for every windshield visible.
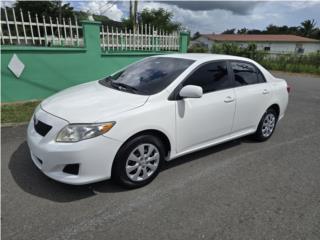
[102,57,194,95]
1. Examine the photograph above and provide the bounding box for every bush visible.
[188,45,208,53]
[210,43,320,75]
[211,42,266,62]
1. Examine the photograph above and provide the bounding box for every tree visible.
[123,8,181,33]
[247,29,262,34]
[14,1,74,21]
[265,24,280,34]
[191,31,201,40]
[219,19,320,40]
[237,28,248,34]
[300,19,317,37]
[222,28,236,34]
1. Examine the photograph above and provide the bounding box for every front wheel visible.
[112,135,165,188]
[253,109,278,141]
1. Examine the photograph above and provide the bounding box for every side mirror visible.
[179,85,203,99]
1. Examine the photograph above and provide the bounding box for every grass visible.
[1,101,41,124]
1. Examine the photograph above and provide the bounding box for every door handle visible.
[224,96,235,103]
[262,89,270,94]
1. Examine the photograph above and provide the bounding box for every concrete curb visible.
[1,122,29,128]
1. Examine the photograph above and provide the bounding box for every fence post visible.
[179,31,189,53]
[81,20,101,54]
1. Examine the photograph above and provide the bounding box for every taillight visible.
[287,84,291,93]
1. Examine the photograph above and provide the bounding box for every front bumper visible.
[27,107,122,185]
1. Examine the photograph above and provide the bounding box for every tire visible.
[253,108,278,142]
[112,135,165,188]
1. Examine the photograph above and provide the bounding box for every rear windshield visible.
[101,57,194,95]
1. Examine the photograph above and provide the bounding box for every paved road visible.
[2,72,320,240]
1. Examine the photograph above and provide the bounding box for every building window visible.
[295,43,304,54]
[296,48,304,54]
[264,46,270,51]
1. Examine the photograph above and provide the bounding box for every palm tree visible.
[300,19,316,37]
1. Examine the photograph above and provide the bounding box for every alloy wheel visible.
[125,143,160,182]
[261,113,276,137]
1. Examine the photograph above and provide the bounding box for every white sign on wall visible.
[8,54,25,78]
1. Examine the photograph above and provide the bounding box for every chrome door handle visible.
[262,89,270,94]
[224,96,235,103]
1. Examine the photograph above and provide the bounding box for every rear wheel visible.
[253,108,278,141]
[112,135,164,188]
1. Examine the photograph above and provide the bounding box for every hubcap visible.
[125,144,160,182]
[262,113,276,137]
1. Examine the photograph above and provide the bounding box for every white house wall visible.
[303,43,320,54]
[258,42,320,54]
[222,41,320,54]
[193,37,320,54]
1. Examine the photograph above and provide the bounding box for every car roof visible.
[156,53,255,63]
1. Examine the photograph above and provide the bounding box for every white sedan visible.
[27,54,289,188]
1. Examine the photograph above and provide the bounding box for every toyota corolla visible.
[27,54,289,188]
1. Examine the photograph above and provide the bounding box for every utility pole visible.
[133,0,138,30]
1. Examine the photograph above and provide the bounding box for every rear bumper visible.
[27,108,123,185]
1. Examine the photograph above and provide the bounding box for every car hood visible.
[41,81,149,123]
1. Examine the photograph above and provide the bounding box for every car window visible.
[183,61,231,93]
[231,61,265,86]
[104,57,194,95]
[257,70,266,83]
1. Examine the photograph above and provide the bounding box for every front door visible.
[175,61,236,153]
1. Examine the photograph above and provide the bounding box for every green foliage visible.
[14,1,74,20]
[222,28,236,34]
[237,28,248,34]
[1,3,123,30]
[123,8,181,33]
[188,45,208,53]
[211,43,266,62]
[210,43,320,75]
[260,53,320,74]
[300,19,317,37]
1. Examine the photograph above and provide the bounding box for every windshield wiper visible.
[110,81,140,93]
[102,76,146,94]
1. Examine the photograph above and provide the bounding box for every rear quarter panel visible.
[270,78,289,120]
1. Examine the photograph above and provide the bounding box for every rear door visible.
[229,61,272,132]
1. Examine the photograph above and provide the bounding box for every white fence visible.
[1,8,181,52]
[101,25,180,52]
[0,8,83,47]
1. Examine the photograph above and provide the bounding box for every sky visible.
[2,1,320,34]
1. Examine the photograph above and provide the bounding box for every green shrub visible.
[211,43,320,75]
[188,45,208,53]
[211,43,266,62]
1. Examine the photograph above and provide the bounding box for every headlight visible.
[56,122,115,142]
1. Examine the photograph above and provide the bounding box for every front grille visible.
[34,117,52,136]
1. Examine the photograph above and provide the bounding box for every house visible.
[192,34,320,54]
